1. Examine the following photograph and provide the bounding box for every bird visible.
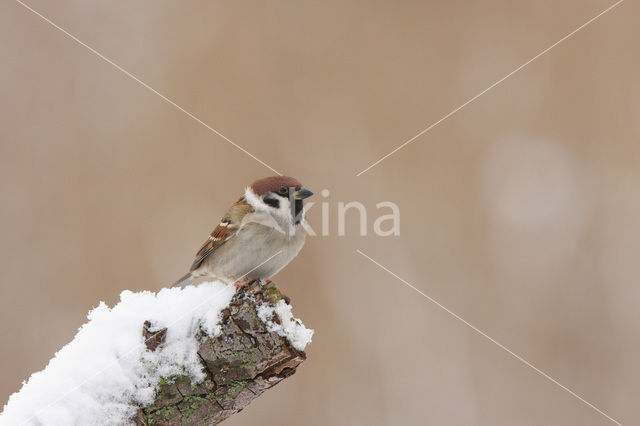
[173,176,313,288]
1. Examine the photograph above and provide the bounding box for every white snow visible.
[256,299,314,351]
[0,281,236,426]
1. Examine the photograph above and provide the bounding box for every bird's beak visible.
[293,187,313,200]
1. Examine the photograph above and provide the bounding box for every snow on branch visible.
[1,280,312,425]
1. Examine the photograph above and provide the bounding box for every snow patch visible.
[0,281,235,426]
[256,300,313,351]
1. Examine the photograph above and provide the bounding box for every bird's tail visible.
[172,272,199,288]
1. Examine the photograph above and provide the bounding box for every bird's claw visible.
[233,276,250,289]
[258,279,272,287]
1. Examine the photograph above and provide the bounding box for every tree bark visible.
[133,281,306,425]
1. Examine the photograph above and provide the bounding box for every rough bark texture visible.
[133,281,306,425]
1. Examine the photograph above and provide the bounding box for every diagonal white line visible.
[14,0,281,176]
[356,249,622,425]
[20,250,283,425]
[356,0,624,177]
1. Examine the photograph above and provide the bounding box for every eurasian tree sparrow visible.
[173,176,313,288]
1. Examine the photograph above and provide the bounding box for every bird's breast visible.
[204,221,306,280]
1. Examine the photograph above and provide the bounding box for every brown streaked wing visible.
[189,197,253,272]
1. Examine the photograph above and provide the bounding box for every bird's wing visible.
[189,197,253,272]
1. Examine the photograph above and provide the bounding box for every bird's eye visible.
[278,186,288,195]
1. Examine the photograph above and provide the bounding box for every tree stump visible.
[133,281,307,425]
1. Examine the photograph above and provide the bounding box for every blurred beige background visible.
[1,0,639,424]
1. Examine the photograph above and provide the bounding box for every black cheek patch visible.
[263,197,280,209]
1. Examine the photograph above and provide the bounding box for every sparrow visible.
[173,176,313,288]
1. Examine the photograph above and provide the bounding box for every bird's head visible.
[244,176,313,224]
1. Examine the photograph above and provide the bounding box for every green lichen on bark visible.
[133,281,307,426]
